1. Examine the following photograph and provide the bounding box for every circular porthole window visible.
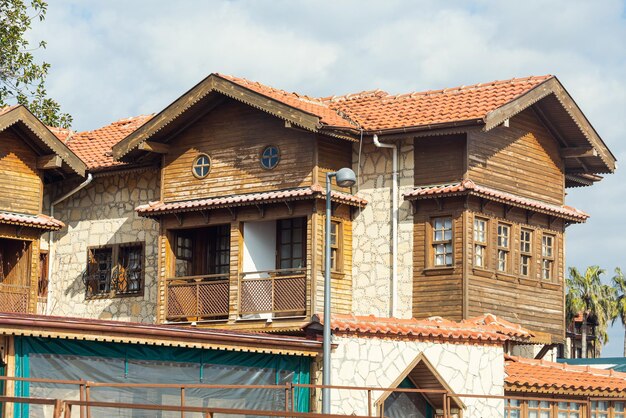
[192,154,211,179]
[260,145,280,170]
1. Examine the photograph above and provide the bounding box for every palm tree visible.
[566,266,616,358]
[612,268,626,356]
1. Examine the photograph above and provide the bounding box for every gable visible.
[161,99,316,203]
[483,77,616,178]
[0,106,86,177]
[468,108,565,205]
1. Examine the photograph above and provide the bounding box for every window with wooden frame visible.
[38,251,49,298]
[519,229,532,277]
[504,399,522,418]
[541,234,555,280]
[497,223,511,273]
[208,224,230,275]
[277,217,306,270]
[117,244,143,294]
[175,235,193,261]
[328,220,343,273]
[474,217,488,268]
[527,400,551,417]
[591,400,625,418]
[86,243,144,298]
[432,217,453,267]
[557,401,581,417]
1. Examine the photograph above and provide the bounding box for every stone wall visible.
[46,169,160,323]
[352,139,414,318]
[322,335,504,417]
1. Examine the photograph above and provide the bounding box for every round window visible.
[260,145,280,170]
[192,154,211,178]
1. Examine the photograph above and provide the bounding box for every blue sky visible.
[27,0,626,355]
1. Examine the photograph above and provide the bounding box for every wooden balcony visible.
[166,274,230,321]
[165,268,307,322]
[0,284,30,313]
[240,268,307,316]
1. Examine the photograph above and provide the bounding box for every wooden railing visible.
[0,283,30,313]
[240,268,307,316]
[165,274,230,321]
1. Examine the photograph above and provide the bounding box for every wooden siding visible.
[414,134,466,186]
[161,99,315,203]
[412,195,566,340]
[468,108,564,205]
[312,202,353,315]
[0,129,43,215]
[0,224,41,314]
[413,198,465,321]
[316,137,353,193]
[464,197,565,340]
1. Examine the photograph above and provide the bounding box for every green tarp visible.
[13,336,310,417]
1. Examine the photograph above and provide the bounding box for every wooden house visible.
[107,74,615,344]
[112,74,366,331]
[0,105,85,314]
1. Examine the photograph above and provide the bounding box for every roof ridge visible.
[216,73,328,106]
[322,89,390,103]
[380,75,553,101]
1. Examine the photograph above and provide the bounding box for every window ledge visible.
[519,278,540,287]
[496,272,517,282]
[472,268,495,278]
[423,267,454,276]
[541,281,560,290]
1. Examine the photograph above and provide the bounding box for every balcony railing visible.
[166,274,230,321]
[240,268,307,316]
[0,283,30,313]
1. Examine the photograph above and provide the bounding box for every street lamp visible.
[323,167,357,414]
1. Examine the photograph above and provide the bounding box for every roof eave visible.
[0,106,87,177]
[112,73,352,161]
[484,76,616,174]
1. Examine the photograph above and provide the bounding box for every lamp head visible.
[335,167,357,187]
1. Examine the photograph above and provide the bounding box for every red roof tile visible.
[219,74,552,132]
[0,211,64,230]
[462,314,534,340]
[136,186,367,216]
[505,355,626,396]
[309,313,534,343]
[217,74,357,129]
[404,179,589,222]
[66,115,153,170]
[324,76,552,131]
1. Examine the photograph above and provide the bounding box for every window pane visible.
[444,229,452,240]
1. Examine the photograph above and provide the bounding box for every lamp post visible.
[323,167,356,414]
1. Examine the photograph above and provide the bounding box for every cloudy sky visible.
[27,1,626,355]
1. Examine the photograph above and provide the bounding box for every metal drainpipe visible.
[372,134,398,318]
[45,173,93,315]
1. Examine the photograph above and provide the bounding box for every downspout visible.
[372,134,398,318]
[45,173,93,315]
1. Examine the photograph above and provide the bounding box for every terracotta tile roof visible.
[219,74,552,132]
[308,313,534,343]
[505,355,626,396]
[136,186,367,216]
[0,211,64,230]
[462,314,534,340]
[324,76,553,131]
[66,115,153,170]
[217,74,357,129]
[404,179,589,222]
